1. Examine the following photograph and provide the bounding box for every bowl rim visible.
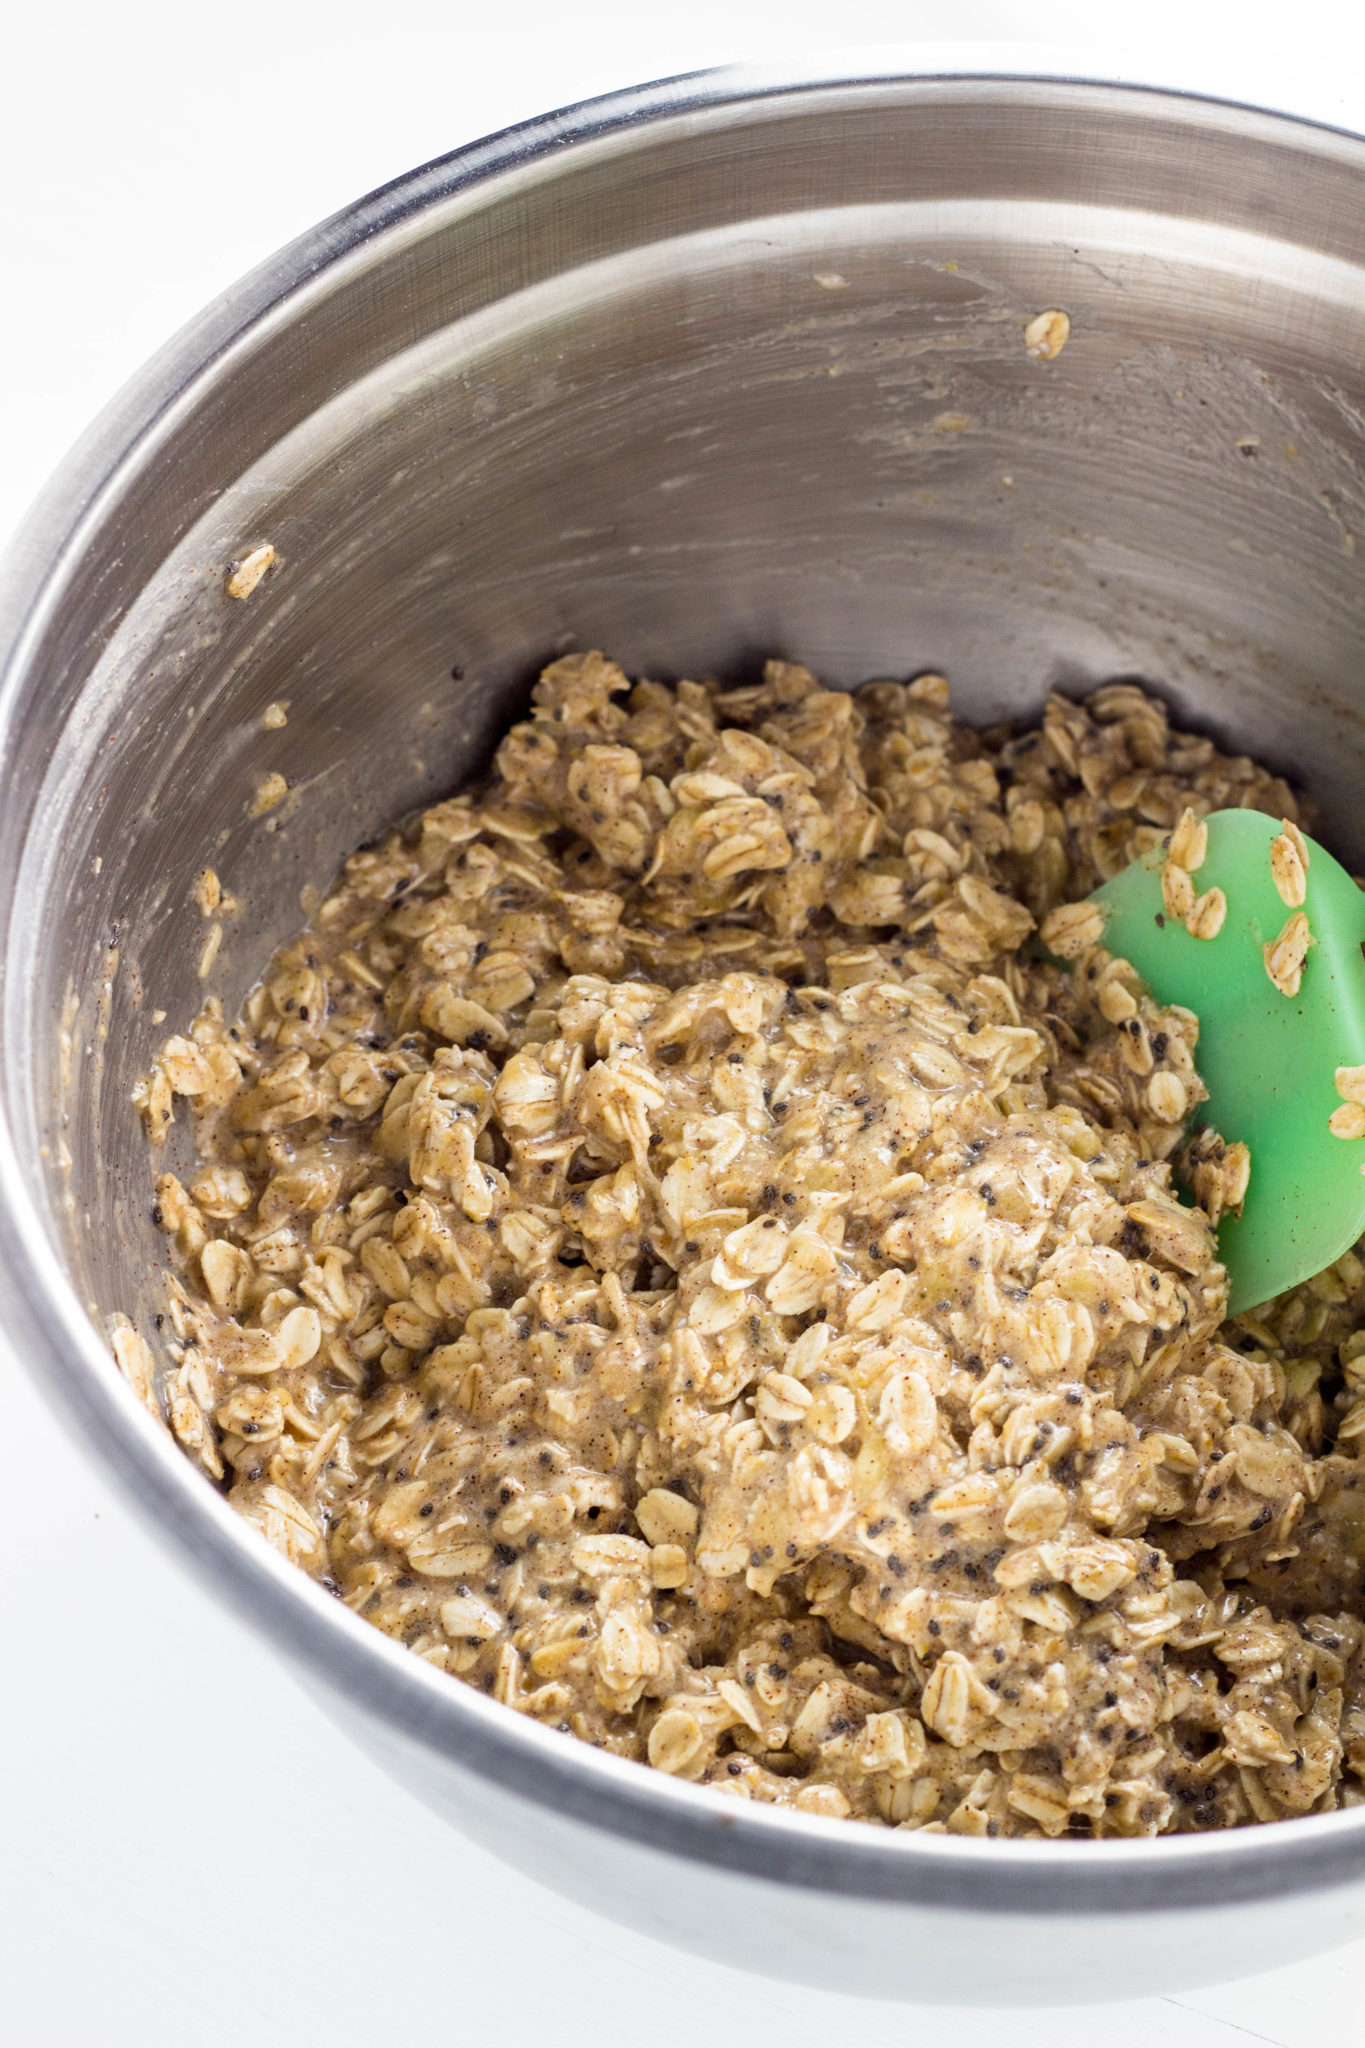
[7,59,1365,1916]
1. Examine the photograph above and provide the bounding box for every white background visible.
[7,6,1365,2043]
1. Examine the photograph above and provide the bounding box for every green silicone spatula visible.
[1086,809,1365,1314]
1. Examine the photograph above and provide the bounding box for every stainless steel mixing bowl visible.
[6,64,1365,2005]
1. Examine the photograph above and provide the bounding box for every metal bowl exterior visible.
[7,67,1365,2002]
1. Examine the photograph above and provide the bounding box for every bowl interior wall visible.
[7,77,1365,1390]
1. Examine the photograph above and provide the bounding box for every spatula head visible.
[1090,810,1365,1313]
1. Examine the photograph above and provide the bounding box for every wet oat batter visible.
[123,654,1365,1838]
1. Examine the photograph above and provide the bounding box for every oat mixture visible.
[125,653,1365,1839]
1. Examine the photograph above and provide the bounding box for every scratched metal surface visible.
[8,71,1365,2002]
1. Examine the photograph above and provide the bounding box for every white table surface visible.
[8,10,1365,2042]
